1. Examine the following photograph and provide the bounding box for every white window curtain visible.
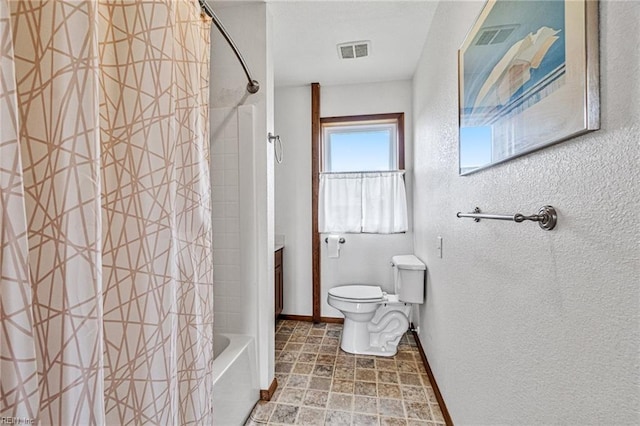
[318,173,363,232]
[319,171,408,233]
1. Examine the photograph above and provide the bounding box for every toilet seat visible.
[328,285,384,302]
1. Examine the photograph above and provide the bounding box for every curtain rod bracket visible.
[247,80,260,94]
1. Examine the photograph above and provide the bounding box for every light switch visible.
[437,236,443,258]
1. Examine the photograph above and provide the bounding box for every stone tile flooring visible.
[245,320,446,426]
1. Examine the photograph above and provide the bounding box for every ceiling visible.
[268,1,439,87]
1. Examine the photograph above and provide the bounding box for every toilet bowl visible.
[327,255,426,357]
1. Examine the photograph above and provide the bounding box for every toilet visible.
[327,254,426,357]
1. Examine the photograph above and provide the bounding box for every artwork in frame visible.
[458,0,599,175]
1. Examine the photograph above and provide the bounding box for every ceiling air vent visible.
[337,41,371,59]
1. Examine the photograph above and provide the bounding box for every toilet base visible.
[340,340,399,357]
[339,303,411,357]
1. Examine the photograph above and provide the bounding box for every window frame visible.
[319,113,405,172]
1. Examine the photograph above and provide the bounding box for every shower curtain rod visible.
[199,0,260,94]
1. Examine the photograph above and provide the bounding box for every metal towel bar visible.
[456,205,557,231]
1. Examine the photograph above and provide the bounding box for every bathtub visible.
[213,334,259,425]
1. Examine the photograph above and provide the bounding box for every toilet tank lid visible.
[392,255,426,270]
[329,285,383,300]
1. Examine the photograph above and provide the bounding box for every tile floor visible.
[245,320,446,426]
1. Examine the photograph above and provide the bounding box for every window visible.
[317,113,408,234]
[321,113,404,172]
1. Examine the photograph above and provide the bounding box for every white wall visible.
[274,86,312,315]
[274,80,415,318]
[321,82,415,318]
[210,1,275,391]
[412,1,640,424]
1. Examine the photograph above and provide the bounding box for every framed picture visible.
[458,0,599,175]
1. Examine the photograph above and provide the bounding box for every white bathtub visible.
[213,334,259,425]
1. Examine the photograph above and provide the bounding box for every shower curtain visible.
[0,1,213,424]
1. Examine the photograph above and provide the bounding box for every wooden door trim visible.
[311,83,321,322]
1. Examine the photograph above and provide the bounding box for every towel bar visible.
[456,205,557,231]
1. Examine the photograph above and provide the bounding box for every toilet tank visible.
[392,255,426,304]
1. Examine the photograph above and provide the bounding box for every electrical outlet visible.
[437,236,443,258]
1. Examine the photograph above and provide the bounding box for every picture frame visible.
[458,0,599,175]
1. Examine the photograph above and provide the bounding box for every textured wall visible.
[412,1,639,424]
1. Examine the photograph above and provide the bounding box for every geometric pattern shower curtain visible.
[0,1,213,424]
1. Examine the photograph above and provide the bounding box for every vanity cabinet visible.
[275,248,283,319]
